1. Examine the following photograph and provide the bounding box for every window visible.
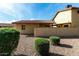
[45,25,50,27]
[57,25,62,28]
[21,25,25,30]
[64,25,68,27]
[77,10,79,13]
[58,25,61,27]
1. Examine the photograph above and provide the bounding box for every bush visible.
[49,36,60,45]
[0,28,20,55]
[35,38,49,56]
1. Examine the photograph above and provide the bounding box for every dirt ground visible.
[14,35,79,56]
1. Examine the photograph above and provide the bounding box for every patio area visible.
[14,35,79,56]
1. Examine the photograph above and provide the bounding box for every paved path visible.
[15,35,37,56]
[50,38,79,56]
[14,35,79,56]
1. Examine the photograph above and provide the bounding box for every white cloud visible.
[0,3,12,9]
[29,18,35,20]
[0,19,16,23]
[0,3,34,21]
[0,3,17,18]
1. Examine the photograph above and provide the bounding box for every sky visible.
[0,3,79,23]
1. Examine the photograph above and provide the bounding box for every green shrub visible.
[49,36,60,45]
[0,28,20,55]
[35,38,49,56]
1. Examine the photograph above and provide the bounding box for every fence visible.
[34,27,79,37]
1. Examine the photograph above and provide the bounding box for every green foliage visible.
[0,28,20,55]
[35,38,49,56]
[49,36,60,45]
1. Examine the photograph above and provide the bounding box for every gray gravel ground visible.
[14,35,79,56]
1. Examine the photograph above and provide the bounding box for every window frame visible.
[21,25,26,30]
[64,25,68,27]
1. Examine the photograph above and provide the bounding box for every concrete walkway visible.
[14,35,79,56]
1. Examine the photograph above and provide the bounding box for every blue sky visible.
[0,3,79,23]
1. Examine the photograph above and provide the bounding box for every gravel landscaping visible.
[14,35,79,56]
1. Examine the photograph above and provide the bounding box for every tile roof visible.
[12,20,53,24]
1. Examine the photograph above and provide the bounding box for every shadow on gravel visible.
[58,44,73,48]
[13,54,28,56]
[49,53,64,56]
[35,53,64,56]
[13,53,64,56]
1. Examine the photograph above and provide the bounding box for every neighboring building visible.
[12,20,53,34]
[52,6,79,28]
[0,23,14,28]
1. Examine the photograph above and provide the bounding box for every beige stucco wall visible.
[14,23,52,34]
[54,10,72,24]
[72,9,79,28]
[34,27,79,37]
[54,8,79,28]
[14,24,39,34]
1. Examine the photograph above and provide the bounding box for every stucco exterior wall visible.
[14,23,52,34]
[14,24,39,34]
[72,9,79,28]
[54,10,72,24]
[34,27,79,37]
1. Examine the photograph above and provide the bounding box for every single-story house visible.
[12,20,53,34]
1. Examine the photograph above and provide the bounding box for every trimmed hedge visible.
[35,38,49,56]
[49,36,60,45]
[0,28,20,55]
